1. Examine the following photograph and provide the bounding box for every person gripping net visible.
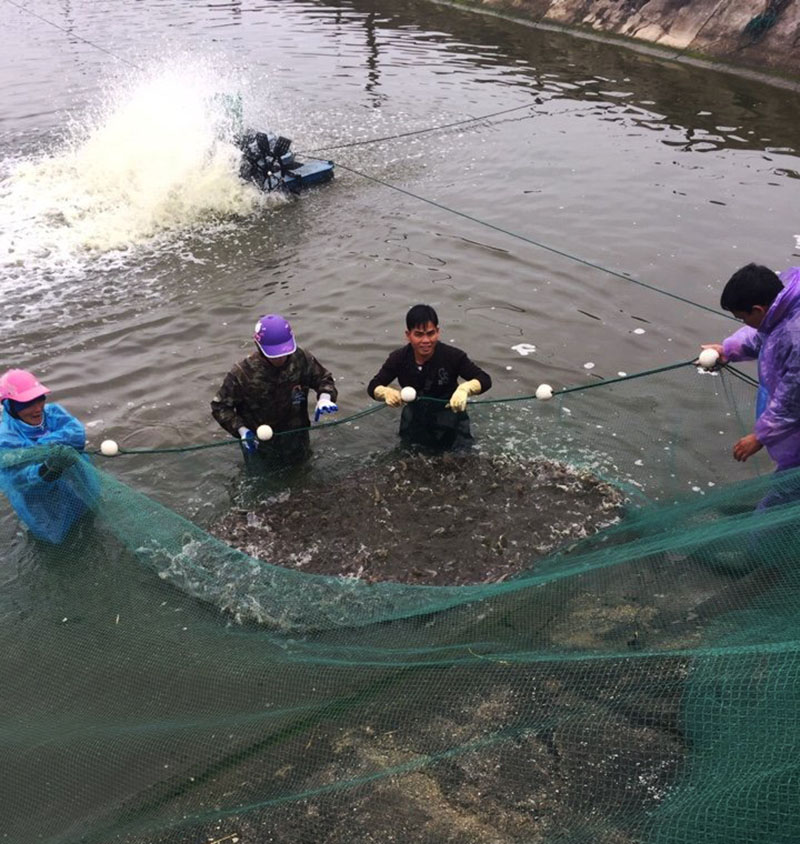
[367,304,491,451]
[211,313,338,465]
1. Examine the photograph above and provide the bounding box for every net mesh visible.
[2,365,799,844]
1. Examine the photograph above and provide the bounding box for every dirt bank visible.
[448,0,800,84]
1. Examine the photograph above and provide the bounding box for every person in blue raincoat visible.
[0,369,99,543]
[701,264,800,502]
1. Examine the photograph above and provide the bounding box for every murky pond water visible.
[2,0,800,522]
[1,3,800,839]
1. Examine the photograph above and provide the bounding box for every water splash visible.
[0,61,272,271]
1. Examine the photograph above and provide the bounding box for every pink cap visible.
[0,369,51,403]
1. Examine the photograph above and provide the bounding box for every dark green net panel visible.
[1,366,799,844]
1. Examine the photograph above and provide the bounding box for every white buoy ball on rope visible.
[400,386,417,403]
[698,348,720,370]
[535,384,554,401]
[256,424,273,441]
[100,439,119,457]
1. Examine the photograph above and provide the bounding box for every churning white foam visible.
[0,61,271,269]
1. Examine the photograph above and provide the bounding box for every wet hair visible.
[406,304,439,331]
[720,263,783,313]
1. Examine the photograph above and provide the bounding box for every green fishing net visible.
[2,365,798,844]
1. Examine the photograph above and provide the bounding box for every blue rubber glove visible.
[314,392,338,422]
[238,426,258,454]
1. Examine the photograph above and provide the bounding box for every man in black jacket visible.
[367,304,492,450]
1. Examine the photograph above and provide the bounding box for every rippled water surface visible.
[4,2,800,839]
[2,0,800,516]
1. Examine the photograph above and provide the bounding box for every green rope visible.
[415,358,698,406]
[101,440,234,456]
[300,102,540,154]
[1,0,737,328]
[725,365,760,388]
[557,359,695,396]
[3,0,141,68]
[90,358,745,456]
[334,162,735,322]
[89,404,387,456]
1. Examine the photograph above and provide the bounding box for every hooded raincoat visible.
[723,266,800,471]
[0,401,99,543]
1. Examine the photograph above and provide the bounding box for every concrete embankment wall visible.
[455,0,800,83]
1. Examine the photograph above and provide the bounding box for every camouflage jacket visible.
[211,348,337,436]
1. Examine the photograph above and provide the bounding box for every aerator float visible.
[236,131,334,194]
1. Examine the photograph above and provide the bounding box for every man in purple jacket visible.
[701,263,800,482]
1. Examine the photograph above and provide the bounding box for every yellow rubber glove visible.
[373,385,402,407]
[447,378,482,412]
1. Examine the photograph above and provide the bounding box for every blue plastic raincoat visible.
[0,400,99,543]
[723,266,800,470]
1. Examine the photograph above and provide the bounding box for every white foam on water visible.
[0,59,273,280]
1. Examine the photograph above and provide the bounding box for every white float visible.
[535,384,554,401]
[100,439,119,456]
[256,424,274,441]
[400,386,417,403]
[698,348,720,369]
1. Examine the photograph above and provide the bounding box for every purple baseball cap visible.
[253,314,297,358]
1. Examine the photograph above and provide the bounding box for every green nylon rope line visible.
[3,0,537,146]
[5,0,750,442]
[90,404,388,456]
[3,0,142,69]
[300,102,542,154]
[333,161,737,322]
[4,0,737,326]
[89,357,723,456]
[4,0,542,163]
[419,358,697,406]
[725,365,759,388]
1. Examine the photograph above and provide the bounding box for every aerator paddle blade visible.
[272,136,292,158]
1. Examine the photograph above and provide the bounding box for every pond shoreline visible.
[434,0,800,89]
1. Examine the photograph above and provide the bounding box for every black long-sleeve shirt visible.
[367,343,491,449]
[367,342,491,401]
